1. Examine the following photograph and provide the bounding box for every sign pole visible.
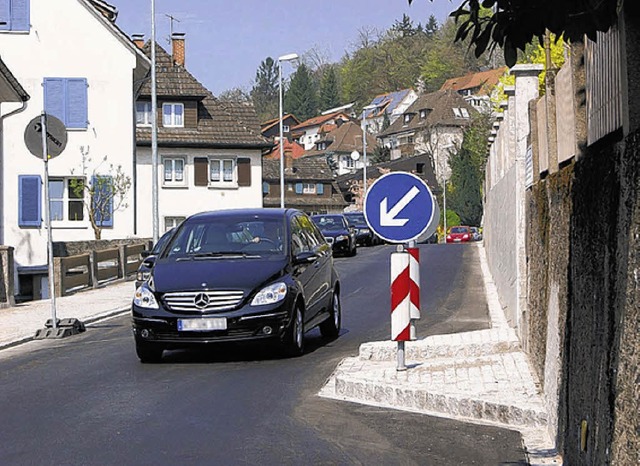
[40,113,57,329]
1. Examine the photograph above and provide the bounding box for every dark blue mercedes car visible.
[131,208,341,362]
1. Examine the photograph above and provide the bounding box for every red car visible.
[446,226,472,243]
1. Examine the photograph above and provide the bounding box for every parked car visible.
[446,225,473,243]
[131,208,341,362]
[343,211,377,246]
[470,227,483,241]
[135,228,176,288]
[311,214,357,256]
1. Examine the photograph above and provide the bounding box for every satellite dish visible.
[350,150,360,161]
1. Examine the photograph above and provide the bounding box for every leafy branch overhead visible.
[410,0,620,65]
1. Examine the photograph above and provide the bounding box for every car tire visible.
[281,304,304,357]
[319,288,341,339]
[136,341,164,363]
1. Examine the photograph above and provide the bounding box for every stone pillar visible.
[512,64,544,335]
[0,246,15,307]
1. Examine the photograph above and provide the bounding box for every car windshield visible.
[312,215,345,231]
[344,213,366,225]
[450,226,469,234]
[164,215,287,259]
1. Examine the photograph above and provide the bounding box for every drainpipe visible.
[0,99,29,245]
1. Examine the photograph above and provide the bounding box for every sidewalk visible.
[0,279,134,349]
[319,243,563,466]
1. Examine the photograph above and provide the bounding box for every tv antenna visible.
[165,13,181,42]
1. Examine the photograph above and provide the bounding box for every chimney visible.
[284,146,293,169]
[171,32,186,67]
[131,33,145,49]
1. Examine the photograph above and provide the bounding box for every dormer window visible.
[162,102,184,127]
[403,114,411,124]
[453,108,463,118]
[317,142,327,151]
[419,109,427,119]
[460,108,470,118]
[283,125,290,132]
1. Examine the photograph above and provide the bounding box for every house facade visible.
[262,157,346,214]
[440,67,507,113]
[363,89,418,134]
[260,114,300,140]
[0,0,150,299]
[134,36,270,235]
[291,111,351,150]
[378,90,476,181]
[303,120,378,176]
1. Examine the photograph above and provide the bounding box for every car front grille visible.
[162,290,244,312]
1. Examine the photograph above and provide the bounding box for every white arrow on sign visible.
[380,186,420,227]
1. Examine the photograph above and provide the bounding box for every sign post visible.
[364,172,437,371]
[24,114,85,339]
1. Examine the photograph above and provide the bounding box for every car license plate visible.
[178,318,227,331]
[454,238,461,242]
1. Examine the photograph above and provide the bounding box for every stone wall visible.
[483,164,518,326]
[52,238,152,257]
[525,166,573,445]
[559,129,640,464]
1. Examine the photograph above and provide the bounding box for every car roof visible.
[185,208,298,223]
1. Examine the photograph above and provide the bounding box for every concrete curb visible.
[0,306,130,351]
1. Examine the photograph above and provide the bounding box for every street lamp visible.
[361,104,377,196]
[150,0,159,243]
[278,52,298,209]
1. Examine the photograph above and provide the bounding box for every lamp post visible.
[150,0,159,244]
[278,52,298,209]
[361,104,377,196]
[442,177,447,243]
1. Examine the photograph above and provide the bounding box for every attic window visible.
[453,108,463,118]
[460,108,470,118]
[419,109,427,119]
[283,125,290,132]
[403,114,411,124]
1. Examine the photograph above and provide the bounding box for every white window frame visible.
[163,157,186,187]
[162,102,184,127]
[164,216,185,232]
[453,107,463,118]
[208,158,237,186]
[49,177,86,226]
[302,183,316,194]
[460,107,470,118]
[344,155,355,169]
[283,125,290,132]
[136,101,152,126]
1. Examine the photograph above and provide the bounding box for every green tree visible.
[370,145,391,164]
[284,63,318,121]
[424,15,439,39]
[319,66,341,111]
[447,115,491,226]
[250,57,279,122]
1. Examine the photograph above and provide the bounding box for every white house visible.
[363,89,418,134]
[0,0,150,299]
[290,111,351,151]
[133,36,271,235]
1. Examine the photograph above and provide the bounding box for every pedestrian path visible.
[0,279,134,349]
[319,244,563,466]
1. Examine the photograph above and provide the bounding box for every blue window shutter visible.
[66,78,88,129]
[92,175,113,227]
[295,183,303,194]
[43,78,66,123]
[0,0,10,30]
[262,182,269,194]
[18,175,41,227]
[10,0,29,31]
[316,183,324,195]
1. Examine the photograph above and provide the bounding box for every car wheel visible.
[320,288,341,339]
[281,304,304,357]
[136,341,164,363]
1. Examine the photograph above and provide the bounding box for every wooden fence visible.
[53,243,147,297]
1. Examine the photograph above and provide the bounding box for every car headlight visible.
[336,235,347,241]
[136,271,150,283]
[359,228,370,234]
[134,285,159,309]
[251,282,287,306]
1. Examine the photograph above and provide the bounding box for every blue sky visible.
[111,0,456,96]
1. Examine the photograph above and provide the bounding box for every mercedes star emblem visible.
[194,293,210,309]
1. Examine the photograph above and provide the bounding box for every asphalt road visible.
[0,243,527,465]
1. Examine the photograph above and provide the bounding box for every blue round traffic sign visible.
[364,172,435,243]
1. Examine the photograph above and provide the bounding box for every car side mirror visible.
[293,251,317,265]
[140,250,152,258]
[142,256,157,268]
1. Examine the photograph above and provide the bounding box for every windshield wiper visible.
[193,251,260,259]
